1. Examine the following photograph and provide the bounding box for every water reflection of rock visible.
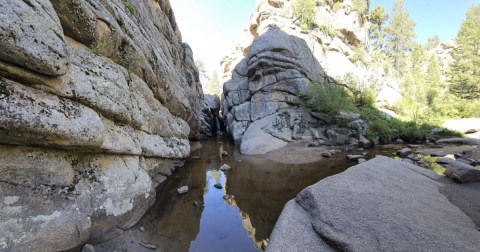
[226,153,352,243]
[222,192,262,249]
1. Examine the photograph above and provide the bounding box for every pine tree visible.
[384,0,416,73]
[369,6,388,51]
[449,4,480,100]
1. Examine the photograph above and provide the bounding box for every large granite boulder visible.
[0,0,209,250]
[222,28,336,154]
[221,0,398,154]
[268,156,480,251]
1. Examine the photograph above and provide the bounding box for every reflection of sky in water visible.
[189,170,260,252]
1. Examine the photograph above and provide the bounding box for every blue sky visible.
[171,0,256,74]
[171,0,477,74]
[371,0,479,43]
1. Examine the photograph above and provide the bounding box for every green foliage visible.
[203,72,223,97]
[306,81,354,116]
[292,0,317,30]
[359,107,434,144]
[384,0,416,73]
[352,47,367,64]
[352,0,368,15]
[332,2,343,12]
[449,4,480,100]
[369,6,388,51]
[122,0,136,13]
[317,23,338,37]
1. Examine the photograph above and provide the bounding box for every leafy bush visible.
[306,81,354,116]
[292,0,317,30]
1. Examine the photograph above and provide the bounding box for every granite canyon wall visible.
[0,0,211,250]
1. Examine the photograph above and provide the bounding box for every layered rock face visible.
[267,156,480,251]
[0,0,210,250]
[221,0,392,154]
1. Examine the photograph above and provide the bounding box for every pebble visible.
[431,151,448,157]
[321,152,332,158]
[219,164,231,171]
[138,227,145,232]
[346,154,365,161]
[396,148,412,157]
[177,186,188,194]
[214,183,223,189]
[139,242,157,250]
[221,151,229,157]
[81,244,95,252]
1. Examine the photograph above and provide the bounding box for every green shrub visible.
[306,81,354,116]
[292,0,317,30]
[352,47,367,64]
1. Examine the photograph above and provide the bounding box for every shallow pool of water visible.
[97,135,401,251]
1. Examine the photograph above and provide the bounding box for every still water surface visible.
[101,135,399,251]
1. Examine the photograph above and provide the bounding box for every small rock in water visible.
[407,154,414,159]
[395,139,404,144]
[329,149,337,155]
[223,194,234,200]
[462,149,473,156]
[411,156,422,162]
[193,201,203,208]
[219,164,231,171]
[221,151,229,157]
[177,186,189,194]
[191,156,200,160]
[407,144,420,149]
[138,227,145,232]
[358,158,367,164]
[139,242,157,250]
[307,141,323,147]
[436,158,453,165]
[321,152,332,158]
[396,148,412,157]
[346,155,365,161]
[81,244,95,252]
[431,151,447,157]
[214,183,223,189]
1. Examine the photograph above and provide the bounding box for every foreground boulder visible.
[267,156,480,251]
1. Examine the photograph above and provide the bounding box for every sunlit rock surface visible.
[221,0,401,155]
[0,0,210,250]
[268,156,480,251]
